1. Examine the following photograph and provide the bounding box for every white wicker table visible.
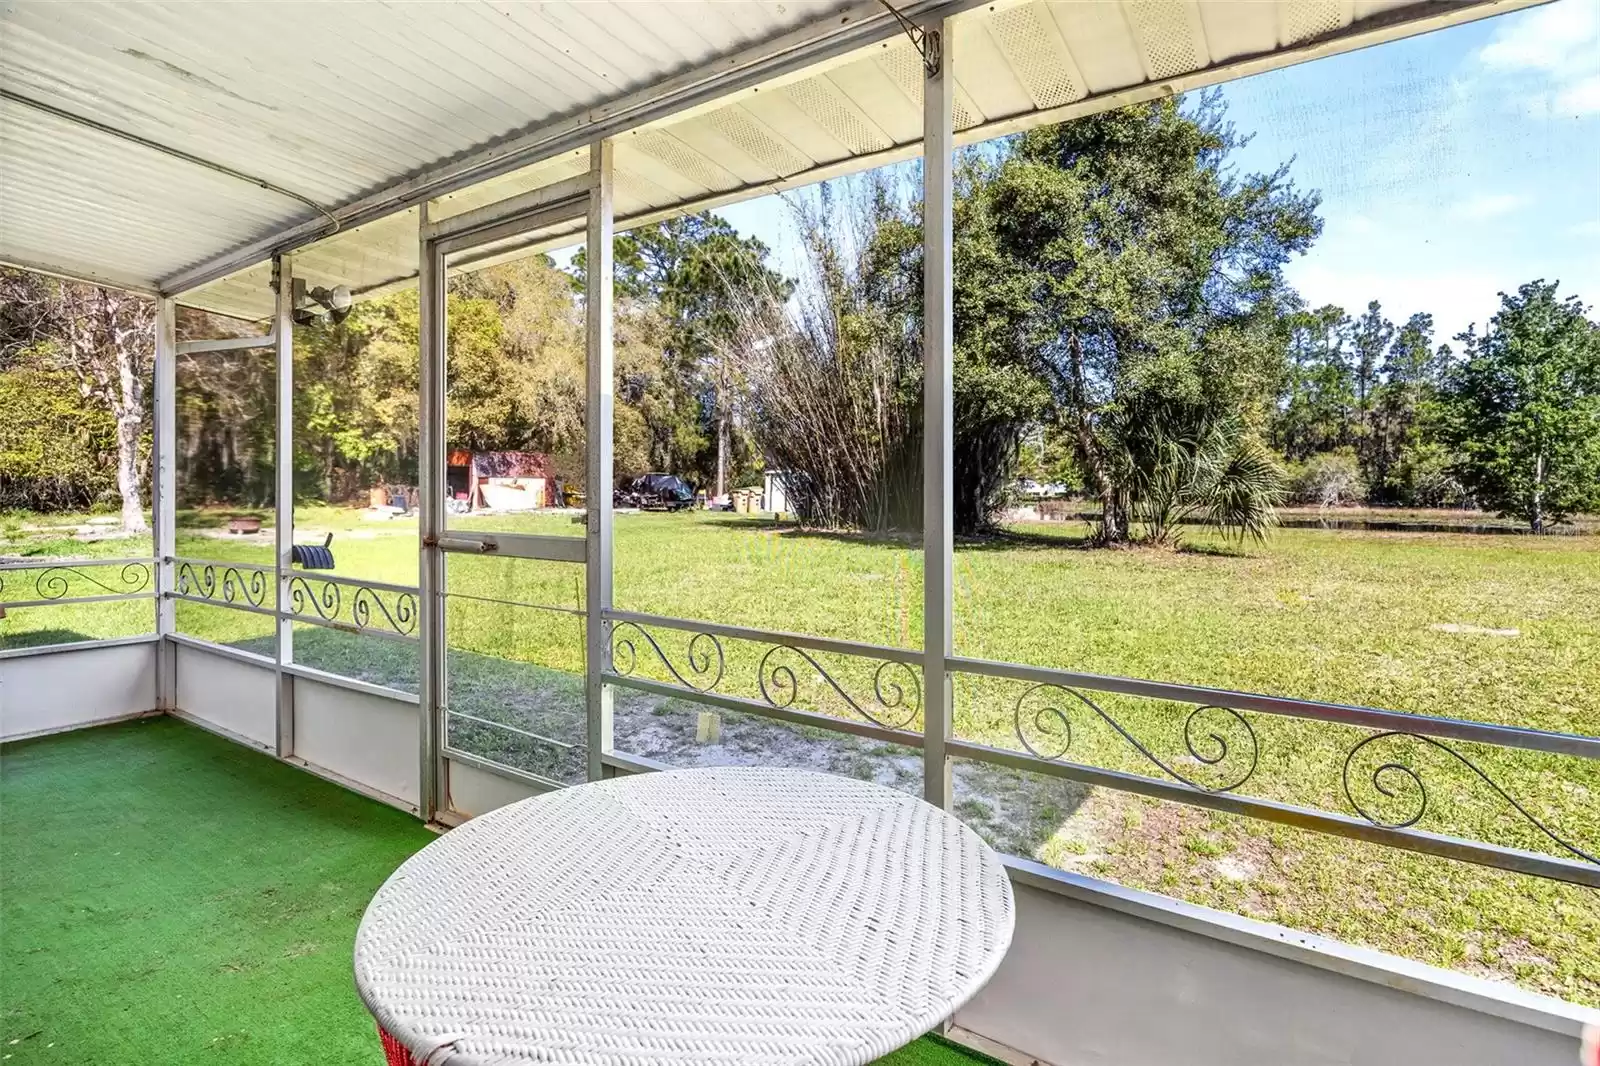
[355,767,1015,1066]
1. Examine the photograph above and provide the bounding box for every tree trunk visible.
[116,410,147,532]
[1531,448,1545,534]
[1068,332,1122,543]
[714,363,729,498]
[715,410,728,498]
[107,295,150,533]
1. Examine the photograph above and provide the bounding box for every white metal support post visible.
[273,256,296,757]
[585,139,616,782]
[922,19,955,811]
[418,203,447,820]
[153,297,177,710]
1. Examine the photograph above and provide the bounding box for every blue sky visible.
[713,0,1600,345]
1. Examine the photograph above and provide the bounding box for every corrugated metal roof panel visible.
[0,94,293,290]
[1,0,855,292]
[3,0,1535,313]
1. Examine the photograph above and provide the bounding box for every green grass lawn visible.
[3,508,1597,1004]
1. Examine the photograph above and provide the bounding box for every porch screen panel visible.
[286,276,422,690]
[941,1,1600,1004]
[171,303,279,650]
[605,192,926,784]
[443,241,586,540]
[444,553,587,786]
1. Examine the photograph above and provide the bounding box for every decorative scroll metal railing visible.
[596,608,1598,889]
[169,558,421,642]
[602,609,924,747]
[0,557,155,610]
[0,557,154,605]
[947,656,1600,888]
[286,574,418,641]
[174,558,273,611]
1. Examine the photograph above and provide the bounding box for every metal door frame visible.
[418,142,613,820]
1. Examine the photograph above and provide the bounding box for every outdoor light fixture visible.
[291,278,354,326]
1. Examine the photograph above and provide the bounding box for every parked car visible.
[615,473,695,511]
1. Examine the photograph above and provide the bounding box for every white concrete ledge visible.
[0,633,158,661]
[1003,856,1600,1038]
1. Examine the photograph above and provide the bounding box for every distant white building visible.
[762,470,792,517]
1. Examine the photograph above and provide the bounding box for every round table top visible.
[354,767,1014,1066]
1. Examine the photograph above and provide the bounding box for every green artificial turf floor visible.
[0,717,996,1065]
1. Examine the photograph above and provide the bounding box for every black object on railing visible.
[292,533,335,569]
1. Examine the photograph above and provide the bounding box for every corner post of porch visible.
[272,255,296,758]
[153,295,178,711]
[922,16,955,811]
[418,203,448,821]
[585,138,616,782]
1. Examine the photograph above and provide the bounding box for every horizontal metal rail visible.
[169,592,277,619]
[601,612,924,734]
[437,531,587,563]
[447,709,579,750]
[0,555,154,571]
[1,591,156,610]
[604,672,924,749]
[603,609,920,666]
[442,744,568,794]
[166,631,275,668]
[425,173,593,244]
[445,590,584,618]
[176,332,275,355]
[948,655,1600,760]
[0,557,156,609]
[0,633,159,661]
[600,749,672,776]
[170,556,273,573]
[291,571,419,597]
[946,737,1600,889]
[282,661,419,705]
[285,573,419,640]
[287,611,419,644]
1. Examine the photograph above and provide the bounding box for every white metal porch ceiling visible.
[0,0,1535,319]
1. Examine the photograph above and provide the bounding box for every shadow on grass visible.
[955,527,1095,552]
[1174,540,1254,558]
[0,627,99,651]
[693,516,927,549]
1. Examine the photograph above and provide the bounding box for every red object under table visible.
[379,1027,415,1066]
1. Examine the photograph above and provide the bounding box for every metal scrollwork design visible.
[289,576,340,620]
[351,585,418,636]
[286,576,417,637]
[758,645,921,731]
[175,561,269,607]
[21,562,152,600]
[609,621,725,692]
[1013,683,1258,794]
[1342,732,1598,865]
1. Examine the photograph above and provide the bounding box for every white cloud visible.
[1572,219,1600,238]
[1479,0,1597,74]
[1477,0,1600,118]
[1555,74,1600,117]
[1450,193,1531,221]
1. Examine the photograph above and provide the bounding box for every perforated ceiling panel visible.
[1125,1,1208,80]
[988,3,1083,109]
[1283,0,1351,43]
[788,76,896,154]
